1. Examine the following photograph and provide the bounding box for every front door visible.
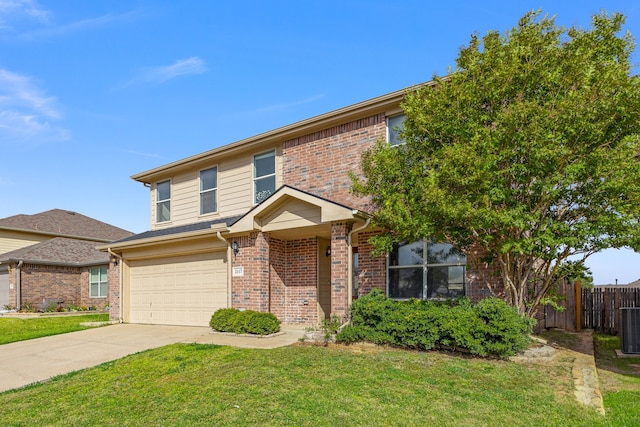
[317,238,331,321]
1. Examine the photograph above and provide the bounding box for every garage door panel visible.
[129,252,227,327]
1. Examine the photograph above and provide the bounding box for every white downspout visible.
[16,260,23,311]
[347,218,371,305]
[107,248,124,323]
[216,231,232,308]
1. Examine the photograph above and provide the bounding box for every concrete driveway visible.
[0,323,305,393]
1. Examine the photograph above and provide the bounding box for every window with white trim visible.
[156,180,171,223]
[388,241,466,299]
[253,150,276,204]
[200,167,218,215]
[387,114,406,146]
[90,267,108,298]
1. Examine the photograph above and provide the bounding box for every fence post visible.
[575,280,581,332]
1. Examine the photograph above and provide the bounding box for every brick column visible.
[331,221,352,319]
[108,259,121,322]
[231,232,270,312]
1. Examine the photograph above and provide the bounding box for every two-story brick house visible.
[102,84,500,327]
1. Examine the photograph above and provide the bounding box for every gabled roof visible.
[0,237,109,267]
[0,209,133,242]
[229,185,369,235]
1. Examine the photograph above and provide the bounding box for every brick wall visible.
[231,232,270,312]
[281,238,318,324]
[354,230,387,297]
[331,221,351,318]
[17,263,109,309]
[283,113,386,211]
[108,259,120,321]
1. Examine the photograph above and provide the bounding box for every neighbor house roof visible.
[0,209,133,242]
[0,237,109,267]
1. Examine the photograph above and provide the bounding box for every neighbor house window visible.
[90,267,108,298]
[156,180,171,223]
[387,114,406,146]
[253,150,276,204]
[388,240,466,299]
[200,167,218,215]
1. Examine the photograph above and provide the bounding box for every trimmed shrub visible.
[336,289,533,357]
[209,308,281,336]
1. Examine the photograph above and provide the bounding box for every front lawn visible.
[0,314,109,345]
[0,343,606,426]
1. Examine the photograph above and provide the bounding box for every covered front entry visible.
[128,252,227,327]
[229,186,369,324]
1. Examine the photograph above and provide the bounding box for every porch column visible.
[331,221,352,319]
[231,231,270,312]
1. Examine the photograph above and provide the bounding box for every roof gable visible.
[0,209,133,242]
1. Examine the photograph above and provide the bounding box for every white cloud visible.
[17,9,140,41]
[0,68,68,143]
[144,57,207,83]
[0,0,50,30]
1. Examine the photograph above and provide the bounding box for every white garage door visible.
[0,270,9,309]
[128,252,227,327]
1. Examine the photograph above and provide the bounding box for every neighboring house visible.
[102,84,502,327]
[0,209,133,310]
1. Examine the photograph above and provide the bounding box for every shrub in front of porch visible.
[336,289,533,357]
[210,308,280,335]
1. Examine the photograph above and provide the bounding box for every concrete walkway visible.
[0,323,305,393]
[571,330,606,415]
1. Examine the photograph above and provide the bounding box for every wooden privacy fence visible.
[543,283,640,334]
[581,287,640,334]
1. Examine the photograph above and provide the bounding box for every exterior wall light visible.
[232,241,240,255]
[325,246,331,257]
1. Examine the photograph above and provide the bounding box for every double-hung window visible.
[387,114,406,146]
[90,267,108,298]
[200,167,218,215]
[156,180,171,223]
[253,150,276,204]
[388,241,466,299]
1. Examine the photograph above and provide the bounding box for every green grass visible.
[0,343,606,426]
[594,333,640,427]
[0,314,109,344]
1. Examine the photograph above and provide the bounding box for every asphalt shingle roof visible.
[111,215,242,244]
[0,237,109,266]
[0,209,133,242]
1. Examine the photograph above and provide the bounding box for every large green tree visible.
[353,11,640,316]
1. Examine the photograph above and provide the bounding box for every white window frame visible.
[253,150,276,204]
[387,113,407,146]
[199,166,218,215]
[387,240,466,300]
[156,179,171,223]
[89,267,108,298]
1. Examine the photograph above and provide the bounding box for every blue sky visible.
[1,0,639,285]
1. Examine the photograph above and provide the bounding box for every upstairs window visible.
[388,240,466,299]
[89,267,108,298]
[156,180,171,223]
[387,114,406,146]
[200,167,218,215]
[254,150,276,204]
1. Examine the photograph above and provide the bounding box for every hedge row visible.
[336,289,534,357]
[209,308,281,335]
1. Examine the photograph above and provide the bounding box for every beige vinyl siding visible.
[0,231,49,255]
[262,199,321,231]
[150,146,282,230]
